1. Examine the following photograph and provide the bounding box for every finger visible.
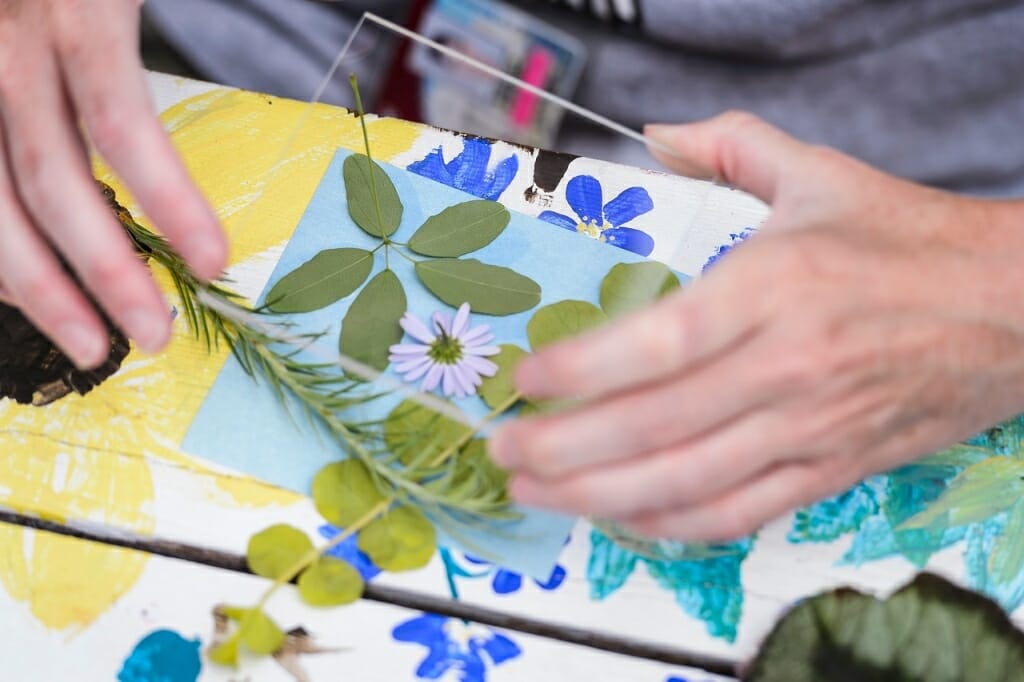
[621,457,856,543]
[513,264,765,401]
[507,411,796,519]
[644,111,809,204]
[0,136,109,367]
[49,1,227,281]
[0,31,171,353]
[492,338,780,477]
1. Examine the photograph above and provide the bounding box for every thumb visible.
[645,111,809,205]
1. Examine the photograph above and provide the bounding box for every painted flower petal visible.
[535,564,567,590]
[485,153,520,201]
[465,344,501,357]
[538,210,578,232]
[393,355,433,374]
[492,569,523,594]
[603,226,655,257]
[401,314,435,344]
[421,364,444,392]
[603,186,653,227]
[463,355,498,377]
[406,148,454,187]
[451,138,491,192]
[451,303,471,339]
[460,325,492,346]
[566,175,604,224]
[482,632,522,664]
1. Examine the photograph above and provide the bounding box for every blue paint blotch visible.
[702,227,756,272]
[118,629,201,682]
[407,138,518,201]
[392,613,521,681]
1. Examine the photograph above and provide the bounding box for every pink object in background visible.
[510,47,554,129]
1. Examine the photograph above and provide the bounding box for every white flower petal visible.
[451,364,476,396]
[463,355,499,377]
[421,363,444,392]
[441,365,457,397]
[451,303,471,338]
[404,357,436,382]
[460,325,492,345]
[465,344,501,357]
[432,311,453,336]
[394,355,433,374]
[389,344,429,357]
[401,314,435,343]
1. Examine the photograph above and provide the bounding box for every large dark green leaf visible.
[526,300,608,350]
[408,200,510,257]
[747,573,1024,682]
[599,261,680,318]
[338,269,406,374]
[343,153,402,238]
[264,248,373,313]
[415,259,541,315]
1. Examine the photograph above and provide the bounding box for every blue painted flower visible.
[393,613,521,681]
[407,138,519,201]
[702,227,756,272]
[118,629,201,682]
[318,524,382,581]
[539,175,655,256]
[463,554,567,595]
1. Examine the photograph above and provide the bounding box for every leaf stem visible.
[349,73,389,243]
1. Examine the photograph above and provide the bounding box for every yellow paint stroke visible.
[0,86,424,630]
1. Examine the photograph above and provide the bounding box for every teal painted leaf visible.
[992,500,1024,586]
[415,259,541,315]
[264,248,373,313]
[747,573,1024,682]
[901,457,1024,531]
[526,300,608,350]
[343,153,403,238]
[408,200,511,257]
[338,269,407,374]
[599,261,679,318]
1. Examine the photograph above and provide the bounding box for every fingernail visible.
[488,426,519,468]
[643,124,675,143]
[124,307,171,353]
[59,322,108,369]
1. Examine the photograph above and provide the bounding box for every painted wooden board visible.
[4,71,1022,679]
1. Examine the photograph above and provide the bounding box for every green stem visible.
[350,74,388,243]
[429,391,523,467]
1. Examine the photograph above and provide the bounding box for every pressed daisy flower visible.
[389,303,500,398]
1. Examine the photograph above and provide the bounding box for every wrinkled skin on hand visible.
[0,0,226,368]
[490,112,1024,543]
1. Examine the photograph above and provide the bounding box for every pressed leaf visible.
[599,261,680,318]
[238,609,285,656]
[357,505,437,572]
[208,635,240,667]
[747,572,1024,682]
[312,459,387,527]
[343,154,402,238]
[416,259,541,315]
[246,524,313,580]
[297,557,364,606]
[453,439,510,499]
[408,200,511,257]
[264,248,374,313]
[992,499,1024,585]
[918,443,996,469]
[338,269,406,374]
[900,457,1024,530]
[478,344,528,409]
[527,300,608,350]
[385,400,468,466]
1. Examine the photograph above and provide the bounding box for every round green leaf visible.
[408,200,511,257]
[343,154,403,238]
[312,459,387,527]
[384,400,469,466]
[246,524,314,580]
[263,248,374,313]
[599,261,680,318]
[238,608,285,655]
[338,268,407,374]
[415,259,541,315]
[527,300,608,350]
[357,505,437,572]
[478,344,527,410]
[297,556,365,606]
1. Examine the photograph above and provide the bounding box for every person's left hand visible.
[488,112,1024,542]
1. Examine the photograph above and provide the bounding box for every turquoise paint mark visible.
[118,629,201,682]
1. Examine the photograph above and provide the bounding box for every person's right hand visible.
[0,0,227,368]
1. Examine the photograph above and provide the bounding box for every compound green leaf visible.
[416,259,540,315]
[312,459,387,528]
[357,505,437,572]
[264,248,374,313]
[408,200,510,257]
[246,524,313,580]
[339,268,407,374]
[599,261,680,318]
[343,153,402,238]
[297,556,365,607]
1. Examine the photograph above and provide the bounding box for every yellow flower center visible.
[576,219,609,242]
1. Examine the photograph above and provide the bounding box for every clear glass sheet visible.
[187,11,737,567]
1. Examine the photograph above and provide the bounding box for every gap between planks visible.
[0,507,737,677]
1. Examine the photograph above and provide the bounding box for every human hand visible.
[0,0,227,368]
[489,112,1024,542]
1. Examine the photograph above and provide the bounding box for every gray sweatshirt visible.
[146,0,1024,196]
